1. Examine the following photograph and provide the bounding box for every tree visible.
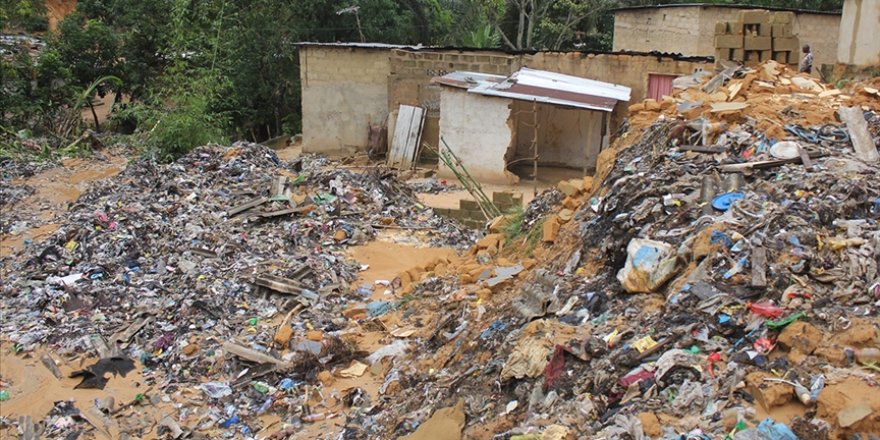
[487,0,616,50]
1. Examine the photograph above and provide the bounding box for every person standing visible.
[800,44,813,74]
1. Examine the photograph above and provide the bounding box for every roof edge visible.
[297,42,715,62]
[610,3,841,16]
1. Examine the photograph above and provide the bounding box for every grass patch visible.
[502,205,525,243]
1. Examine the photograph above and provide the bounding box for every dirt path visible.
[0,153,128,257]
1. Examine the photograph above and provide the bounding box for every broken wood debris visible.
[227,196,268,216]
[221,341,292,368]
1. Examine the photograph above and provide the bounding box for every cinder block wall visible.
[613,6,840,69]
[613,7,704,56]
[388,49,522,152]
[837,0,880,66]
[300,46,392,154]
[299,47,711,155]
[700,8,839,70]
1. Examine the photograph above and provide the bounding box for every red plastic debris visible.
[748,301,785,318]
[543,345,570,391]
[754,337,775,353]
[707,352,722,378]
[618,368,655,388]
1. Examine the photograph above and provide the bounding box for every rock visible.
[543,216,561,243]
[558,209,573,223]
[557,179,582,197]
[629,102,646,113]
[489,215,507,233]
[837,404,871,428]
[581,176,594,192]
[746,372,793,410]
[476,233,505,250]
[182,343,199,356]
[814,345,847,366]
[561,196,579,210]
[616,238,680,293]
[777,321,822,358]
[831,318,878,347]
[399,400,465,440]
[317,370,335,385]
[274,325,294,347]
[343,305,367,319]
[638,412,662,437]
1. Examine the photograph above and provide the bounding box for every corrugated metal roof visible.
[439,67,631,112]
[430,71,506,89]
[296,42,422,49]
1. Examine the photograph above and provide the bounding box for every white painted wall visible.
[510,101,604,172]
[437,88,514,184]
[837,0,880,66]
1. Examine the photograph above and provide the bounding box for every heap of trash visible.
[341,61,879,440]
[0,143,475,438]
[1,60,878,440]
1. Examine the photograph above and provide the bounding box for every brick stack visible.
[714,10,799,68]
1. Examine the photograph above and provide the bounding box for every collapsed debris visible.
[0,60,878,440]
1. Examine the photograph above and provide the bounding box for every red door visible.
[647,74,676,101]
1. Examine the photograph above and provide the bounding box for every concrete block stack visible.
[714,10,798,68]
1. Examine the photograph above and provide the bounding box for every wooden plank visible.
[718,153,826,172]
[797,145,813,170]
[388,105,425,169]
[222,341,291,368]
[400,107,426,169]
[388,105,416,167]
[839,106,879,163]
[751,246,767,287]
[680,145,728,154]
[227,197,267,216]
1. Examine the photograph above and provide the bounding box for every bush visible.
[119,95,228,162]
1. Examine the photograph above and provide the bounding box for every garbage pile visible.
[0,142,474,438]
[341,63,880,440]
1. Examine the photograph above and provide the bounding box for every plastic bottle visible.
[219,415,240,428]
[301,413,326,423]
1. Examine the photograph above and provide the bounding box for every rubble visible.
[0,143,474,438]
[325,61,877,440]
[1,60,879,440]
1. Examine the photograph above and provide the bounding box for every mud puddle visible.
[282,233,456,439]
[1,154,128,257]
[0,344,167,439]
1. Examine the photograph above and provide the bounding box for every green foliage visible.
[49,13,121,91]
[1,0,47,31]
[1,44,78,139]
[460,24,501,48]
[119,96,228,162]
[502,205,526,243]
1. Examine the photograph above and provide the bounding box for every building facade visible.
[612,4,840,69]
[298,43,712,155]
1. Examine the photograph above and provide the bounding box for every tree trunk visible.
[526,0,536,49]
[516,3,525,50]
[88,99,101,133]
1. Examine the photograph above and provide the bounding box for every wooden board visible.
[839,106,879,163]
[387,105,426,169]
